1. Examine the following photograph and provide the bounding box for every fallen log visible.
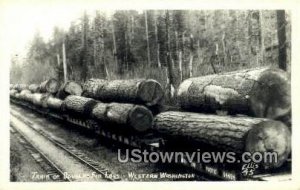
[39,79,60,94]
[177,67,290,119]
[56,81,83,100]
[82,79,164,106]
[28,84,40,93]
[46,96,63,111]
[91,102,153,132]
[154,111,291,169]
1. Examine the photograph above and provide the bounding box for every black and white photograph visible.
[1,0,299,188]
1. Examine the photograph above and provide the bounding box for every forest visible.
[10,10,291,103]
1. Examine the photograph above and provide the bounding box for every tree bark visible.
[39,79,60,94]
[165,10,175,99]
[14,84,28,92]
[46,96,63,111]
[31,93,51,108]
[28,84,40,93]
[177,67,290,119]
[145,10,151,66]
[91,102,153,132]
[19,89,33,102]
[276,10,287,71]
[63,95,98,117]
[82,79,164,106]
[56,81,83,100]
[154,111,291,169]
[154,14,161,68]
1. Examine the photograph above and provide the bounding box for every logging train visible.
[10,66,292,181]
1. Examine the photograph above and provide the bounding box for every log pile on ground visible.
[82,79,164,106]
[56,81,83,100]
[39,79,60,94]
[177,67,291,119]
[154,111,291,169]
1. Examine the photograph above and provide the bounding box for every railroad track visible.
[10,103,291,181]
[10,127,68,182]
[10,111,121,182]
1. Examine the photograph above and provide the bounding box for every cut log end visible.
[137,80,164,106]
[245,120,291,169]
[128,105,153,132]
[40,79,60,94]
[57,81,83,99]
[250,68,291,119]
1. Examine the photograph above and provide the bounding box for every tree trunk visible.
[28,84,40,93]
[39,79,60,94]
[31,93,51,108]
[14,84,28,92]
[165,10,175,99]
[63,95,98,117]
[56,81,83,100]
[177,67,290,119]
[19,90,33,102]
[46,96,63,111]
[154,15,161,68]
[145,10,151,66]
[276,10,287,71]
[154,111,291,169]
[91,102,153,132]
[10,89,18,97]
[82,79,164,106]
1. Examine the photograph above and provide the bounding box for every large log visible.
[46,96,63,111]
[28,84,40,93]
[39,79,60,94]
[91,102,153,132]
[19,89,32,102]
[56,81,83,100]
[82,79,164,106]
[32,93,51,107]
[154,111,291,169]
[14,84,28,92]
[62,95,98,116]
[10,89,18,97]
[177,67,290,119]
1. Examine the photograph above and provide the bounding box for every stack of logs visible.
[10,78,164,133]
[10,67,291,170]
[154,67,291,170]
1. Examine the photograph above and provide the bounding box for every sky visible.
[0,2,125,62]
[2,4,90,60]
